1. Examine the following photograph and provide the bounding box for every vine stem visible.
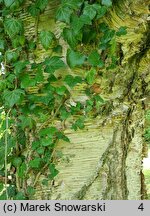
[37,96,67,132]
[4,109,11,199]
[33,140,58,187]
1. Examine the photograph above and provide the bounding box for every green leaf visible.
[0,192,7,200]
[101,29,115,44]
[116,26,127,36]
[39,127,58,137]
[27,186,35,196]
[28,5,40,17]
[3,89,25,107]
[96,5,107,18]
[53,45,62,54]
[101,0,112,7]
[56,6,72,23]
[18,162,27,178]
[88,50,104,67]
[39,31,54,50]
[44,56,65,73]
[48,164,59,179]
[7,185,16,198]
[14,60,29,74]
[15,191,26,200]
[32,141,40,150]
[35,65,44,82]
[0,80,6,91]
[36,0,48,11]
[18,115,35,129]
[83,4,97,20]
[0,39,5,51]
[0,183,4,192]
[72,117,85,131]
[36,147,45,155]
[29,157,41,169]
[55,86,68,95]
[86,68,97,85]
[42,179,49,186]
[63,28,77,49]
[99,22,109,32]
[61,0,81,9]
[12,157,22,167]
[4,0,24,10]
[56,131,70,142]
[64,75,82,88]
[4,0,15,7]
[70,14,91,33]
[41,137,53,147]
[21,74,36,88]
[5,50,19,63]
[60,107,71,120]
[67,49,86,68]
[4,18,23,37]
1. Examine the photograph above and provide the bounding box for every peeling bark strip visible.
[17,0,149,199]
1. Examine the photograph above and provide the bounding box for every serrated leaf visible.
[88,50,104,67]
[4,18,23,37]
[44,56,65,73]
[3,89,25,107]
[56,6,72,23]
[116,26,127,36]
[86,68,97,85]
[39,31,54,50]
[63,28,77,48]
[67,49,86,68]
[102,0,112,7]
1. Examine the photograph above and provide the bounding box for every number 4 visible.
[138,203,144,211]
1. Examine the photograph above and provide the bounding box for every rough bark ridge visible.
[20,0,149,199]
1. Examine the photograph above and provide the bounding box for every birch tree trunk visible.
[21,0,149,200]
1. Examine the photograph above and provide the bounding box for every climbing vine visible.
[0,0,127,199]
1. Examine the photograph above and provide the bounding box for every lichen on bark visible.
[18,0,150,199]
